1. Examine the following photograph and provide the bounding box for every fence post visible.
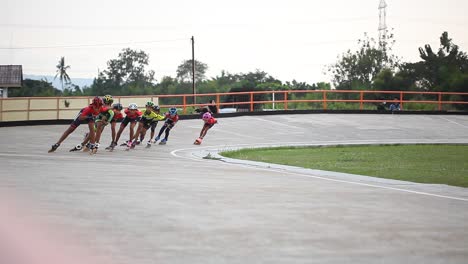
[284,91,288,110]
[0,98,3,122]
[183,95,187,114]
[323,91,327,110]
[360,91,364,110]
[438,92,442,111]
[216,94,220,111]
[272,92,275,110]
[250,92,254,112]
[56,98,60,120]
[27,98,31,121]
[400,92,404,110]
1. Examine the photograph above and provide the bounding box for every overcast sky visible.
[1,0,467,85]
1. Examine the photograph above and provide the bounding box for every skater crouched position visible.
[70,103,123,153]
[127,101,165,149]
[154,107,179,145]
[113,103,142,147]
[48,96,104,153]
[194,112,217,145]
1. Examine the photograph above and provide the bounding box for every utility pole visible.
[191,36,196,105]
[378,0,388,49]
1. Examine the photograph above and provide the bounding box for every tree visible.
[10,79,62,97]
[86,48,156,95]
[372,68,414,91]
[411,32,468,91]
[176,59,208,83]
[104,48,155,85]
[54,57,71,90]
[328,31,400,90]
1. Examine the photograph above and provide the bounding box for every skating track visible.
[1,114,468,263]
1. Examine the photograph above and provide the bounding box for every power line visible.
[0,38,189,50]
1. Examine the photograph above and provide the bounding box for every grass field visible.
[221,144,468,187]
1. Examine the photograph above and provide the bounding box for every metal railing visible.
[1,90,467,122]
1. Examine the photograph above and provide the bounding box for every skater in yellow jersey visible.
[126,101,165,149]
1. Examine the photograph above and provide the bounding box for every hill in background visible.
[24,74,94,90]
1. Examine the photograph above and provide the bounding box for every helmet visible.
[128,103,138,110]
[202,112,212,120]
[112,103,123,111]
[145,101,155,107]
[103,94,114,105]
[169,107,177,116]
[92,96,103,107]
[152,105,160,111]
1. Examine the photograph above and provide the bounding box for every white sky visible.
[1,0,467,85]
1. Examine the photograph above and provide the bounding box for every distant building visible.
[0,65,23,98]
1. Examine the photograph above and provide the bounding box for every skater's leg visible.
[164,126,172,140]
[199,125,207,139]
[94,122,106,144]
[104,122,118,150]
[81,132,90,146]
[129,122,141,142]
[56,125,77,145]
[110,122,117,143]
[139,127,148,142]
[87,122,97,144]
[150,122,157,141]
[200,127,208,139]
[129,121,137,142]
[155,124,166,140]
[50,124,79,152]
[114,123,127,144]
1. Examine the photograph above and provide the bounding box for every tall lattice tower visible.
[378,0,388,47]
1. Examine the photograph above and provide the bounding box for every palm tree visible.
[54,56,71,90]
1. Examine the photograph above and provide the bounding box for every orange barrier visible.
[0,90,467,122]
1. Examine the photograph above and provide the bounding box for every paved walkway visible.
[1,114,468,263]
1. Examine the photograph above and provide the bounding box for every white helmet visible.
[128,103,138,110]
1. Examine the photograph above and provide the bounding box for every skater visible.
[73,94,115,152]
[48,96,104,153]
[92,102,123,153]
[147,104,163,146]
[126,101,165,149]
[154,107,179,145]
[70,103,123,153]
[114,103,142,147]
[104,103,125,150]
[194,112,217,145]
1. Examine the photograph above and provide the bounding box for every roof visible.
[0,65,23,87]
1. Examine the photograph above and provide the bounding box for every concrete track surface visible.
[1,114,468,264]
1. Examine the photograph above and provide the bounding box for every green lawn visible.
[221,144,468,187]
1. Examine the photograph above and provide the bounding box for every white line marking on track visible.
[439,116,468,129]
[256,166,468,202]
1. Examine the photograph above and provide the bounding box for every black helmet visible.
[112,103,123,111]
[152,105,160,111]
